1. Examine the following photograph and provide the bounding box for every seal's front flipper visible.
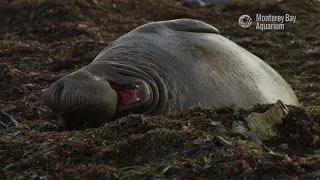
[159,19,220,34]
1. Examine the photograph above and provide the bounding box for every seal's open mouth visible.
[111,85,139,108]
[110,81,152,114]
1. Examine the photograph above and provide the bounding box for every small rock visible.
[245,100,289,140]
[288,40,304,48]
[78,24,87,28]
[0,110,20,129]
[232,121,248,137]
[306,49,320,58]
[210,120,223,127]
[21,83,37,90]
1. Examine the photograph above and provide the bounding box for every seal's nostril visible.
[46,73,118,129]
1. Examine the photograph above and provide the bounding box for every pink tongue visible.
[111,85,137,108]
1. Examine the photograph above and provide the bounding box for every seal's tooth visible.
[135,85,139,89]
[136,97,140,101]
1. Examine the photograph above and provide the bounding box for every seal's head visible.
[44,64,153,130]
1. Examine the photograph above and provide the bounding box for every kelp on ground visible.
[1,105,320,179]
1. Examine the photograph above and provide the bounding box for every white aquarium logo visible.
[239,14,297,31]
[238,15,252,28]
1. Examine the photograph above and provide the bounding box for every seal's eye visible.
[111,85,139,108]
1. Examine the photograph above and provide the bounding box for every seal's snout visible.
[44,79,64,113]
[44,70,117,130]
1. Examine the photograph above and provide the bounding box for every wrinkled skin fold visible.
[44,19,300,130]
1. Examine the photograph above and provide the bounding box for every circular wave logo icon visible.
[238,15,252,28]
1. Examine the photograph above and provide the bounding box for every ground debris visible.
[1,104,320,179]
[0,110,20,129]
[246,100,289,140]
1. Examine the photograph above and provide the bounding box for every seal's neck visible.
[91,61,168,116]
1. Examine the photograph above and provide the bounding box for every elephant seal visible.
[44,19,300,130]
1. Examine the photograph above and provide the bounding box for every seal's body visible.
[44,19,299,129]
